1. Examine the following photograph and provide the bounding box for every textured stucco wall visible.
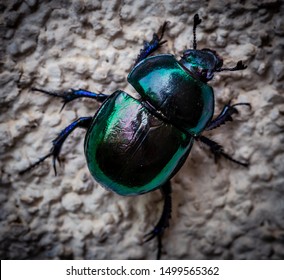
[1,0,284,259]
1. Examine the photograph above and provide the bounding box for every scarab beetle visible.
[21,14,250,259]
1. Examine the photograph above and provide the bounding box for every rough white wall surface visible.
[1,0,284,260]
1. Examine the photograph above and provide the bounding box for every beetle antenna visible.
[217,60,247,72]
[193,14,202,50]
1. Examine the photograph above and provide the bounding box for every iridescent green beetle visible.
[21,14,250,259]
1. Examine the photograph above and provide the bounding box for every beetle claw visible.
[144,226,163,242]
[159,40,167,46]
[144,231,156,243]
[60,102,67,112]
[157,21,169,41]
[50,142,63,176]
[59,89,78,112]
[52,154,58,176]
[19,152,53,175]
[144,229,163,259]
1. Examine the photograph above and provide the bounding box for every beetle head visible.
[180,14,247,83]
[179,48,223,82]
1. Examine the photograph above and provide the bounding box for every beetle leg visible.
[134,21,169,66]
[144,181,172,259]
[19,117,92,175]
[206,102,251,131]
[197,135,249,167]
[31,88,109,112]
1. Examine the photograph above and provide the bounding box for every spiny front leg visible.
[206,102,251,131]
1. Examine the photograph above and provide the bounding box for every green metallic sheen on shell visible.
[84,90,193,196]
[128,54,214,136]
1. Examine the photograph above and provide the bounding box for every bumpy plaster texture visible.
[0,0,284,259]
